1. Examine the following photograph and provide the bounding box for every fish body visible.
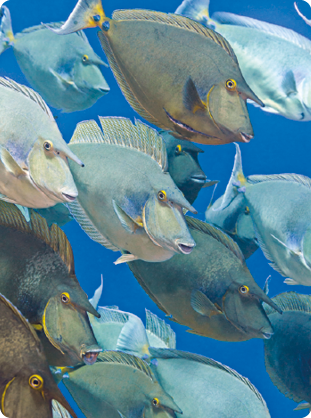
[35,203,73,227]
[176,0,311,120]
[263,292,311,407]
[51,0,263,145]
[0,77,83,208]
[205,192,258,259]
[67,117,196,264]
[0,294,76,418]
[149,348,271,418]
[218,144,311,286]
[0,201,101,366]
[0,6,109,112]
[128,217,280,341]
[161,131,216,204]
[63,351,182,418]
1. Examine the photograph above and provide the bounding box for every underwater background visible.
[2,0,311,416]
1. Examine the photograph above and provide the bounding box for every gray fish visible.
[0,200,101,367]
[0,293,77,418]
[88,280,176,351]
[0,77,83,209]
[35,203,73,227]
[263,292,311,411]
[218,143,311,286]
[205,191,258,259]
[66,117,196,264]
[116,318,271,418]
[0,6,109,112]
[176,0,311,120]
[161,131,217,204]
[128,217,280,342]
[62,351,182,418]
[50,0,263,145]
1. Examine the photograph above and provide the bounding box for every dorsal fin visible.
[97,351,153,380]
[0,293,40,344]
[70,117,167,171]
[0,201,75,276]
[145,310,176,349]
[185,216,245,263]
[0,77,54,121]
[112,10,237,62]
[149,348,267,408]
[212,11,311,54]
[96,307,129,324]
[20,21,88,42]
[263,292,311,316]
[248,173,311,189]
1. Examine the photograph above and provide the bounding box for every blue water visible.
[3,0,311,416]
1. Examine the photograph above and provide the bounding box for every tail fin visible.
[0,5,13,54]
[215,143,246,211]
[47,0,106,35]
[175,0,212,26]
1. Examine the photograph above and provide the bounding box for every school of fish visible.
[0,0,310,416]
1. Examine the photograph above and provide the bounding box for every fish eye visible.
[152,398,159,407]
[175,144,182,155]
[43,140,53,151]
[239,285,249,294]
[29,375,44,390]
[82,54,89,63]
[157,190,167,202]
[61,292,70,303]
[225,79,237,91]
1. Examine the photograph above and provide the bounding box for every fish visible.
[50,0,263,145]
[0,77,83,211]
[61,351,182,418]
[0,200,101,367]
[88,279,176,351]
[0,293,77,418]
[0,6,110,112]
[115,317,271,418]
[217,143,311,286]
[35,203,73,227]
[161,131,218,204]
[66,117,196,264]
[175,0,311,121]
[263,292,311,410]
[205,190,258,259]
[127,216,281,342]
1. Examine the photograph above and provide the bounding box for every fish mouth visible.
[62,192,77,202]
[177,243,195,254]
[164,109,215,138]
[240,132,253,143]
[98,87,110,94]
[82,349,101,365]
[262,331,274,340]
[190,174,208,184]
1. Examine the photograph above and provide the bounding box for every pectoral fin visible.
[284,278,299,285]
[50,69,78,89]
[113,200,138,234]
[294,402,311,411]
[0,147,25,176]
[202,179,219,188]
[183,77,207,114]
[191,290,221,317]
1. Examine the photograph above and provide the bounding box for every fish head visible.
[221,280,281,339]
[1,367,76,418]
[42,286,101,366]
[143,178,196,255]
[72,47,110,97]
[27,136,82,205]
[208,78,263,143]
[144,385,182,417]
[162,132,207,204]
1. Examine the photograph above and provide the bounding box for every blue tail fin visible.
[0,5,13,54]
